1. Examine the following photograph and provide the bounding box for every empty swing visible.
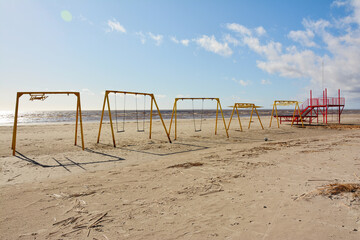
[192,99,204,132]
[114,93,126,132]
[135,94,146,132]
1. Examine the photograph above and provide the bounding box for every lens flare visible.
[61,10,72,22]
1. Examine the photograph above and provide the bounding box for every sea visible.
[0,109,358,126]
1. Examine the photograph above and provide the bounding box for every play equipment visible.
[11,92,85,156]
[113,92,146,133]
[227,103,264,131]
[97,90,171,147]
[269,100,304,128]
[168,98,229,140]
[271,89,345,127]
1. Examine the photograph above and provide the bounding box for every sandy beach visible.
[1,115,360,239]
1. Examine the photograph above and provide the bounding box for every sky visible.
[1,0,360,111]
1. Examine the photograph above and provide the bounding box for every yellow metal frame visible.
[97,90,171,147]
[11,92,85,156]
[168,98,229,140]
[269,100,304,128]
[227,103,264,131]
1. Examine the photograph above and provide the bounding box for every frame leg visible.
[149,97,153,139]
[227,106,235,130]
[153,97,172,143]
[75,99,79,146]
[12,93,21,156]
[248,107,254,129]
[218,100,229,138]
[106,94,116,147]
[78,95,85,150]
[215,102,219,135]
[235,107,242,131]
[254,107,264,129]
[269,104,274,128]
[97,93,107,143]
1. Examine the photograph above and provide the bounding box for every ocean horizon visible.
[1,109,358,126]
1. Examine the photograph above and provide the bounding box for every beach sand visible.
[1,115,360,239]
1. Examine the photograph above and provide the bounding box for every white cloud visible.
[170,36,190,46]
[226,23,251,36]
[81,88,95,95]
[170,36,179,44]
[261,79,272,85]
[155,94,166,99]
[232,1,360,101]
[194,35,233,57]
[107,19,126,33]
[136,31,146,44]
[180,39,190,46]
[288,29,317,47]
[331,0,348,8]
[149,32,163,46]
[223,34,240,46]
[255,26,266,36]
[232,78,250,86]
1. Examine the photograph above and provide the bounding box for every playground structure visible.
[271,89,345,127]
[269,101,304,128]
[227,103,264,131]
[97,90,171,147]
[168,98,229,140]
[11,92,85,156]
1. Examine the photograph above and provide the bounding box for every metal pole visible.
[153,96,171,143]
[168,101,176,134]
[269,103,274,128]
[97,92,107,143]
[275,103,280,128]
[12,93,21,156]
[218,100,229,138]
[75,96,79,146]
[149,97,153,139]
[235,107,242,131]
[78,94,85,150]
[254,107,264,130]
[175,100,177,140]
[215,101,219,135]
[227,106,235,130]
[248,106,254,129]
[106,94,116,147]
[297,102,304,127]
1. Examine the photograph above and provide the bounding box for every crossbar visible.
[227,103,264,131]
[269,100,304,128]
[11,92,85,156]
[169,98,229,140]
[97,90,171,146]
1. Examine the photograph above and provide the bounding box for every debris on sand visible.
[167,162,203,169]
[295,183,360,205]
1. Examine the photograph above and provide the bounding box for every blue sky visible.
[1,0,359,111]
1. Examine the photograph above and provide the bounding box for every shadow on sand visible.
[15,148,125,172]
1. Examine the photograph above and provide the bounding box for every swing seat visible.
[137,129,145,132]
[117,129,125,133]
[195,129,202,132]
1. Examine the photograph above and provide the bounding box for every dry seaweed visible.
[167,162,203,169]
[296,183,360,203]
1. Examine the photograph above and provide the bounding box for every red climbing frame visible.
[277,89,345,125]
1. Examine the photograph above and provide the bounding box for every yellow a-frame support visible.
[11,92,85,156]
[168,98,229,140]
[227,103,264,131]
[269,100,304,128]
[97,90,171,147]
